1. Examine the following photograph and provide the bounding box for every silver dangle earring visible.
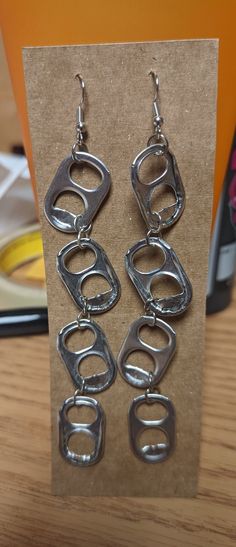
[117,72,192,463]
[44,74,121,466]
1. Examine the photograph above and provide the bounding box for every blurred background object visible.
[0,149,33,235]
[0,32,47,335]
[0,34,21,151]
[207,130,236,313]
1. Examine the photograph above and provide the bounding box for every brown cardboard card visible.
[23,40,218,496]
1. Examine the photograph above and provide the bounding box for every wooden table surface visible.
[0,291,235,547]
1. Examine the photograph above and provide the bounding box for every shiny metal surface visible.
[57,237,121,314]
[129,392,175,463]
[74,73,86,150]
[131,143,185,232]
[117,315,176,388]
[44,151,111,233]
[59,395,105,466]
[125,236,192,317]
[149,71,164,133]
[57,318,116,393]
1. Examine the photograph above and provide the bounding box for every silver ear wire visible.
[75,73,85,106]
[148,70,164,138]
[74,73,87,150]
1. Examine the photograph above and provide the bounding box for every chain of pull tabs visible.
[117,72,192,463]
[44,75,120,466]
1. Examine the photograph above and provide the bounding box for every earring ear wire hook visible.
[148,70,163,131]
[74,73,86,149]
[75,73,85,109]
[149,70,159,102]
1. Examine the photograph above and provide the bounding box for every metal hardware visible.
[57,317,116,393]
[76,296,91,321]
[57,237,121,314]
[74,73,87,151]
[77,223,92,248]
[74,380,85,398]
[44,152,111,233]
[125,236,192,317]
[149,71,164,133]
[131,143,185,231]
[117,314,176,388]
[148,71,168,147]
[145,384,161,402]
[129,392,175,463]
[59,395,105,466]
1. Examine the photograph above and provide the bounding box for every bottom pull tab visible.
[129,393,175,463]
[59,395,105,466]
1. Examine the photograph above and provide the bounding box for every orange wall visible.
[1,0,236,221]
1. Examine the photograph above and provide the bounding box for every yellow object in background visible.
[0,229,43,275]
[0,224,46,309]
[26,257,45,282]
[1,0,236,224]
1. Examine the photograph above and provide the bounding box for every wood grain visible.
[0,287,235,546]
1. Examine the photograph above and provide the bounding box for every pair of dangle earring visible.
[44,71,192,467]
[44,74,120,466]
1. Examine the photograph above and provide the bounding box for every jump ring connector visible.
[74,380,85,402]
[144,297,154,313]
[148,371,154,386]
[72,141,88,157]
[146,228,161,240]
[144,299,156,322]
[82,297,88,315]
[145,387,154,404]
[147,132,169,149]
[145,382,161,404]
[146,215,162,241]
[83,297,91,321]
[77,223,92,248]
[77,227,83,248]
[77,296,91,322]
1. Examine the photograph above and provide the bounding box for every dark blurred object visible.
[207,130,236,314]
[11,144,25,156]
[0,307,48,337]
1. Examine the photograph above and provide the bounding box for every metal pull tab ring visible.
[44,152,111,233]
[131,143,185,232]
[59,395,105,466]
[129,392,175,463]
[117,315,176,389]
[57,318,116,393]
[57,237,121,314]
[125,236,192,317]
